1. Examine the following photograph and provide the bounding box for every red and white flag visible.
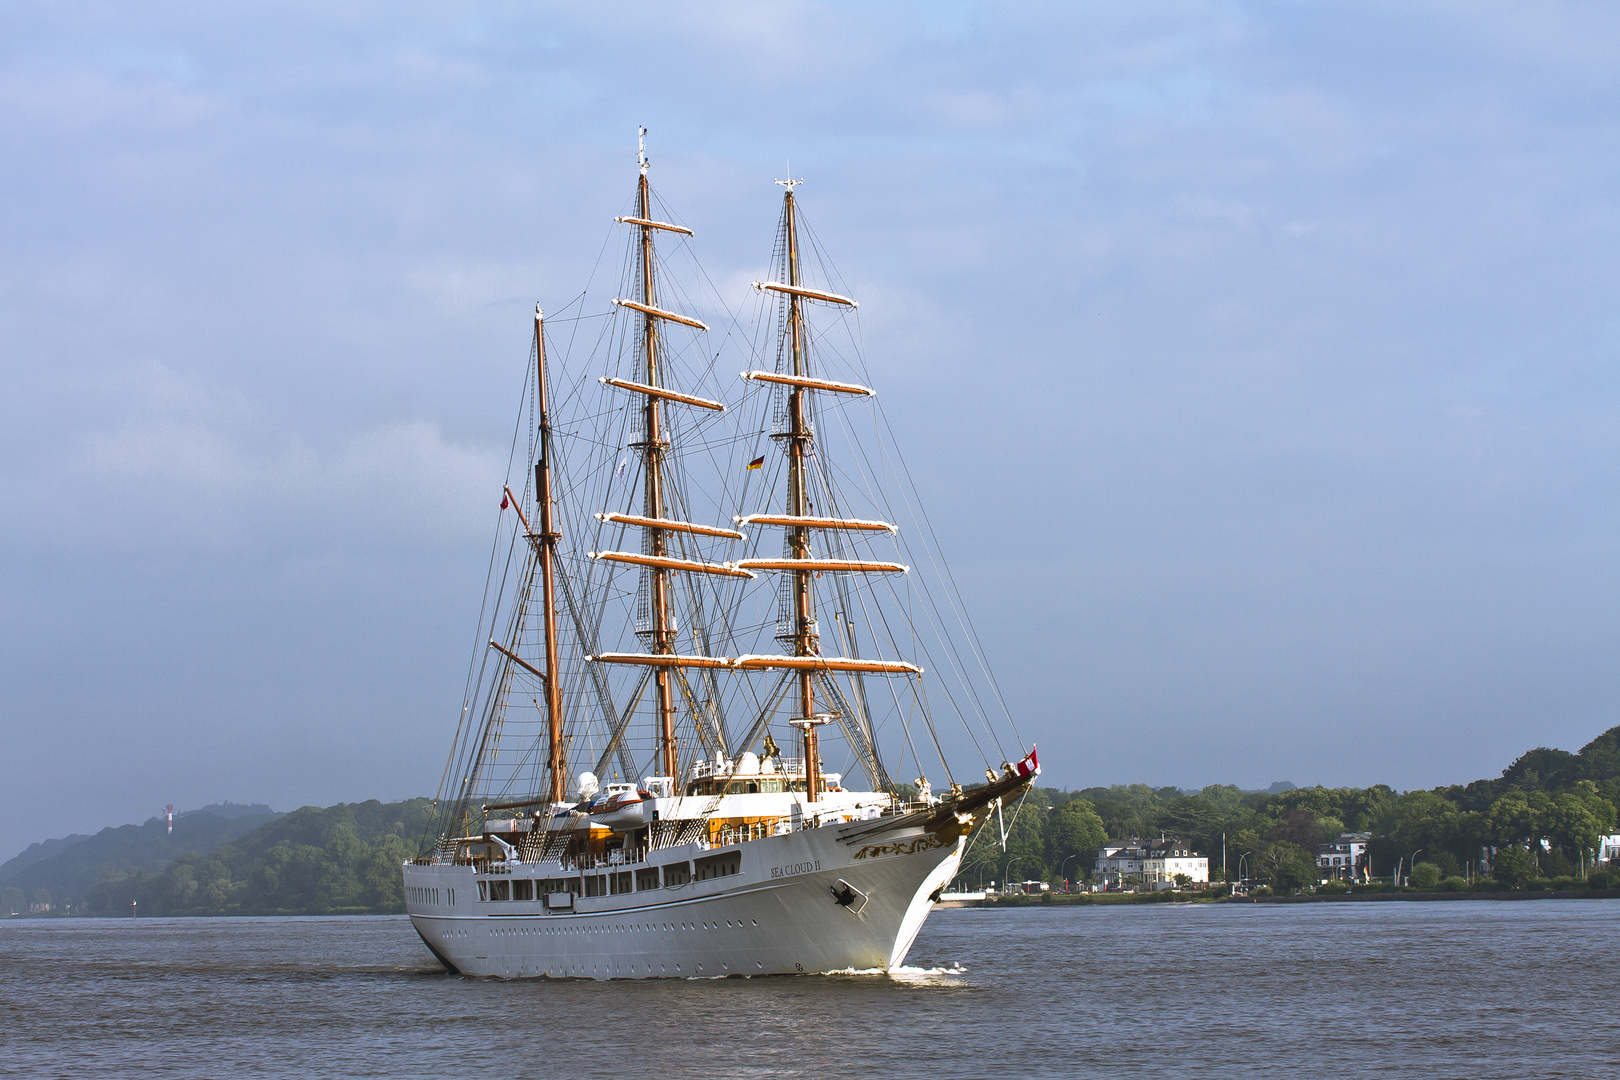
[1015,745,1040,778]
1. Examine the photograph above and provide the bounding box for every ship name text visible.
[770,860,822,878]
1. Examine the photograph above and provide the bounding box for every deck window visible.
[610,872,633,895]
[635,868,661,891]
[662,862,691,887]
[512,880,533,901]
[695,852,741,881]
[584,874,608,897]
[489,879,510,901]
[477,881,488,901]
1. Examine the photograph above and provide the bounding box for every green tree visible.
[1485,792,1545,848]
[360,835,413,910]
[1501,746,1578,790]
[1391,791,1451,848]
[1410,862,1441,889]
[1268,809,1327,851]
[1047,799,1106,882]
[1491,845,1538,889]
[1575,725,1620,780]
[1545,786,1616,864]
[1264,842,1316,894]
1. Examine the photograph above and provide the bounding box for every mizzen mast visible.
[534,306,567,805]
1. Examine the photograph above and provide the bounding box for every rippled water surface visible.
[4,900,1618,1078]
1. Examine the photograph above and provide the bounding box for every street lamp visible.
[1406,849,1423,887]
[1059,853,1084,893]
[1004,855,1026,893]
[1238,851,1254,892]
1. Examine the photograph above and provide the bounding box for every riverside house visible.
[1317,832,1371,882]
[1094,838,1209,888]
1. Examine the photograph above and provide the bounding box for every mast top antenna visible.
[775,161,802,190]
[638,126,649,176]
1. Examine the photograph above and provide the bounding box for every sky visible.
[3,1,1620,855]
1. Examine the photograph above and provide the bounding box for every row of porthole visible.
[523,959,767,976]
[485,918,760,937]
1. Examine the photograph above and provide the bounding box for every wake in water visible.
[822,963,968,984]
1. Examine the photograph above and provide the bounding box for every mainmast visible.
[587,130,750,782]
[534,306,566,804]
[634,133,681,781]
[780,183,827,802]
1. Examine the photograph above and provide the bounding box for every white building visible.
[1598,834,1620,867]
[1317,832,1371,881]
[1094,838,1209,887]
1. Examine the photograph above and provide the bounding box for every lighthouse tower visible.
[165,804,174,835]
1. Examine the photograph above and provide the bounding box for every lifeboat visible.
[586,783,652,829]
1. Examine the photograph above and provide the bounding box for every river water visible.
[3,900,1616,1078]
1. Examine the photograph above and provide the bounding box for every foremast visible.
[782,183,826,802]
[737,180,919,800]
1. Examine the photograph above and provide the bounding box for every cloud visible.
[6,0,1620,851]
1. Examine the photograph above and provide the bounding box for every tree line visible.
[72,799,435,917]
[7,727,1618,916]
[957,725,1620,894]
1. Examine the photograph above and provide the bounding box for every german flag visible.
[746,455,765,470]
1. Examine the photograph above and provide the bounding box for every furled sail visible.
[740,370,874,396]
[614,215,693,236]
[588,550,756,578]
[587,653,733,669]
[596,512,744,540]
[752,280,858,307]
[732,557,908,573]
[732,655,921,675]
[599,376,725,412]
[737,513,896,534]
[612,298,708,331]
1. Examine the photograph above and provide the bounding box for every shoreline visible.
[940,887,1620,908]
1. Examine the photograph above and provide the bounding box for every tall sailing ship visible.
[403,134,1037,979]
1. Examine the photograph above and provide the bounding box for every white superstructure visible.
[405,793,976,978]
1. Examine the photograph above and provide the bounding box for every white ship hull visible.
[404,821,962,979]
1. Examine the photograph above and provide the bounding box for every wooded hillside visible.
[962,725,1620,893]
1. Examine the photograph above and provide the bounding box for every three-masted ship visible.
[403,134,1036,979]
